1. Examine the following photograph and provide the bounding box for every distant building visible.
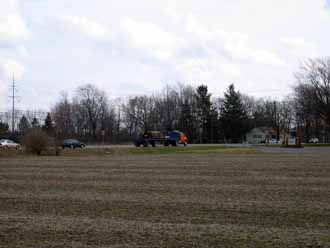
[246,127,278,144]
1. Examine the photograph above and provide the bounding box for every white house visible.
[246,127,278,144]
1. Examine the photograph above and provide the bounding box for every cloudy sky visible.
[0,0,330,111]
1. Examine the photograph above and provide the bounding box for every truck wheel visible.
[184,141,187,146]
[164,141,169,147]
[172,141,177,146]
[143,142,149,147]
[151,141,156,147]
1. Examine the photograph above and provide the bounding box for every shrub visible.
[22,128,51,155]
[49,137,62,156]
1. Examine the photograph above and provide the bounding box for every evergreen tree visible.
[221,84,249,143]
[208,106,219,143]
[43,113,54,135]
[178,102,195,142]
[31,118,40,128]
[18,115,30,134]
[195,85,212,143]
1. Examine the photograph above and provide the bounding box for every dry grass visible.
[0,145,257,157]
[1,153,330,247]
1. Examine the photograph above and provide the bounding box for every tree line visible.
[1,57,330,144]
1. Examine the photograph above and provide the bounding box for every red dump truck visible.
[135,130,188,147]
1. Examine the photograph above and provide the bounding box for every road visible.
[86,143,330,154]
[86,143,253,149]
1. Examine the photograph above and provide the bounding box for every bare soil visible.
[1,153,330,247]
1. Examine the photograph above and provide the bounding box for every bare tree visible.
[75,84,108,139]
[122,97,140,136]
[278,98,295,137]
[294,82,324,142]
[295,58,330,141]
[52,93,75,139]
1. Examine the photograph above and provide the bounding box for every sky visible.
[0,0,330,111]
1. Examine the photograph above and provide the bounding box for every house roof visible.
[249,127,277,136]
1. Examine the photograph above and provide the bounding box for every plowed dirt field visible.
[1,153,330,247]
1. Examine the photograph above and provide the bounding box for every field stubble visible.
[1,153,330,247]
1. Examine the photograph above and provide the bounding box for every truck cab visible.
[166,131,188,146]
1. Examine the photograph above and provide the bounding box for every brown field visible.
[1,152,330,247]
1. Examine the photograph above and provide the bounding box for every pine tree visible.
[43,113,54,135]
[31,118,40,129]
[221,84,249,143]
[208,105,219,143]
[18,115,30,134]
[195,85,212,143]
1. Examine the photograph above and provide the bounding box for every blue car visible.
[62,139,85,149]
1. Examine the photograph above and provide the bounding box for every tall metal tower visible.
[9,74,18,134]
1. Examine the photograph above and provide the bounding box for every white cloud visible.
[281,37,319,58]
[182,13,285,67]
[60,16,181,61]
[120,18,182,61]
[253,50,286,66]
[175,57,240,87]
[62,15,110,41]
[0,13,30,42]
[0,57,25,80]
[0,0,29,110]
[2,0,330,109]
[59,11,285,67]
[0,0,30,42]
[15,45,29,58]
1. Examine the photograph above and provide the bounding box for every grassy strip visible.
[255,143,330,148]
[303,143,330,147]
[0,145,256,158]
[128,146,256,155]
[63,146,256,156]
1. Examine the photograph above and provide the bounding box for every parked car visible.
[0,139,21,149]
[269,139,280,144]
[309,137,319,143]
[62,139,86,149]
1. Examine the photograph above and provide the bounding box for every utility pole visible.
[9,73,18,134]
